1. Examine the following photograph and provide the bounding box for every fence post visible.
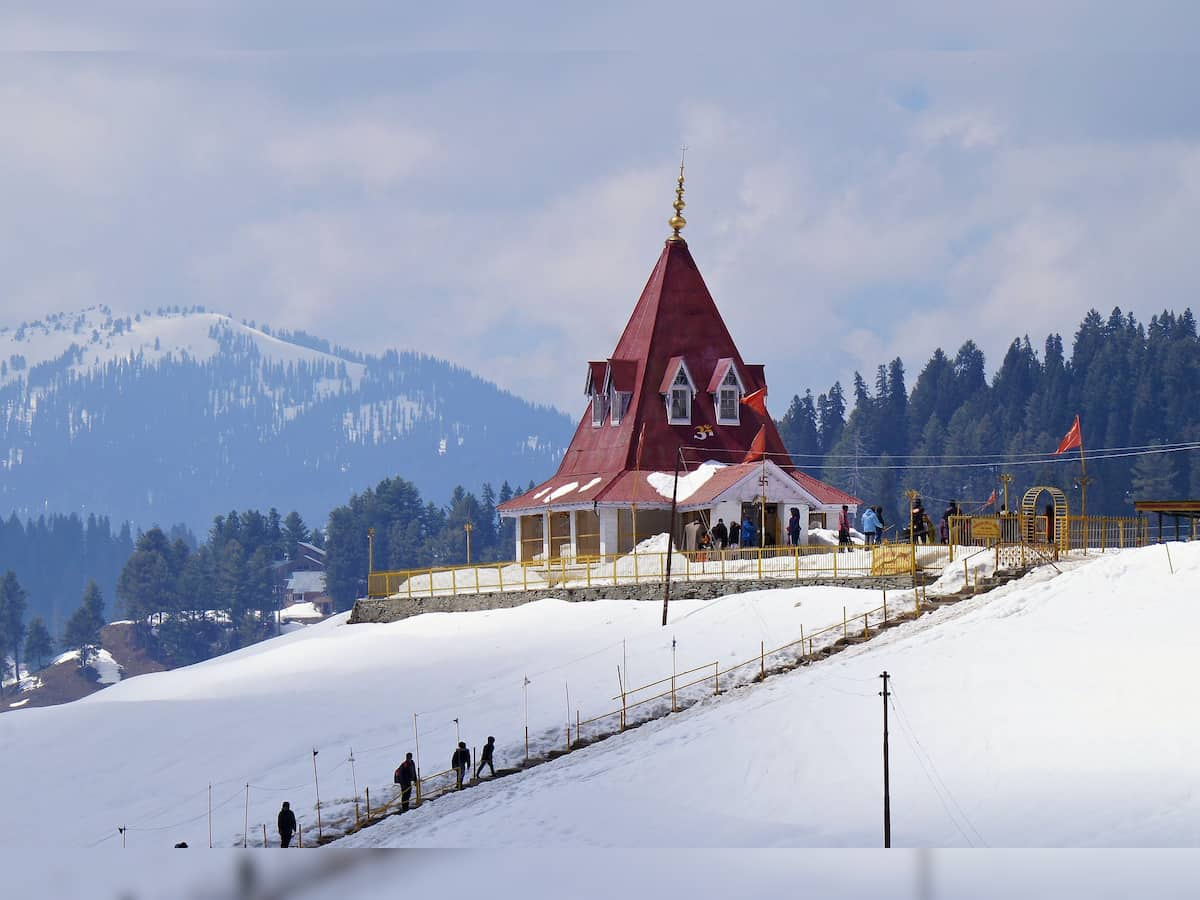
[713,661,720,696]
[758,548,763,579]
[365,786,371,824]
[882,590,888,623]
[843,606,847,639]
[262,823,267,848]
[576,711,580,745]
[833,551,837,578]
[760,640,766,680]
[799,623,805,661]
[416,778,422,807]
[863,613,869,638]
[298,822,303,849]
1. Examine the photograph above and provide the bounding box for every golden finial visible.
[667,147,687,242]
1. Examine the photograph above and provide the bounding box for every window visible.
[591,392,609,427]
[717,369,741,424]
[610,388,631,425]
[669,369,691,423]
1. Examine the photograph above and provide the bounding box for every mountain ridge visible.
[1,306,573,531]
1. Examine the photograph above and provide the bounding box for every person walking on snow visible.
[475,736,496,780]
[277,801,297,848]
[837,505,852,551]
[394,752,418,812]
[452,742,470,789]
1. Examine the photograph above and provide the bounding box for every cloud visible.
[263,114,439,187]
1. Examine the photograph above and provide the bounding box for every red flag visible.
[743,425,766,463]
[1055,415,1082,454]
[741,387,768,417]
[985,488,996,508]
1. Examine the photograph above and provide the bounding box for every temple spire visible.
[667,148,687,242]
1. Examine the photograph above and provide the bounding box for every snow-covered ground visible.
[0,579,902,848]
[1,542,1196,852]
[342,541,1200,848]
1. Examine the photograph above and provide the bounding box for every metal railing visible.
[366,515,1149,600]
[366,543,947,599]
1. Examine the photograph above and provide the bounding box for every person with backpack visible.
[452,742,470,789]
[728,519,741,548]
[475,736,496,780]
[394,752,418,812]
[277,801,297,848]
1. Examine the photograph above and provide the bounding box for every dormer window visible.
[708,358,745,425]
[610,387,631,425]
[661,357,696,425]
[591,391,609,427]
[717,369,741,424]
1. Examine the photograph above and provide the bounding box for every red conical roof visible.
[555,238,791,477]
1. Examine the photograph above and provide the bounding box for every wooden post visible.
[365,786,371,824]
[243,783,249,848]
[843,606,847,639]
[262,823,267,848]
[760,640,765,681]
[882,590,888,623]
[208,783,213,849]
[298,822,303,849]
[713,661,720,696]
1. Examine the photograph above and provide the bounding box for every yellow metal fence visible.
[366,543,953,599]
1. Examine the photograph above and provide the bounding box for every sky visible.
[3,2,1200,414]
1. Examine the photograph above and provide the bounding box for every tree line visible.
[2,478,524,685]
[777,307,1200,526]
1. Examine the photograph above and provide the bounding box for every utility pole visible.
[880,671,892,848]
[367,527,375,574]
[662,447,683,627]
[312,748,323,842]
[999,473,1013,513]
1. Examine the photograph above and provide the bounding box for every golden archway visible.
[1020,486,1069,550]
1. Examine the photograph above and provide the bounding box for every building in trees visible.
[498,167,858,558]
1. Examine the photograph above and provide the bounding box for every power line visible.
[890,690,988,847]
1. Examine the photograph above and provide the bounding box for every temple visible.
[498,162,859,561]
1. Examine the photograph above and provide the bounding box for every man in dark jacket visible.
[711,518,728,549]
[395,752,418,812]
[452,742,469,789]
[475,736,496,780]
[278,801,297,848]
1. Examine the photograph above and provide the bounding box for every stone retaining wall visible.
[348,575,918,625]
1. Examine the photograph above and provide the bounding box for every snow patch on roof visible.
[279,602,328,622]
[646,461,725,502]
[580,476,603,493]
[544,481,580,502]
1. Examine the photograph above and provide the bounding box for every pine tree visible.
[0,571,28,693]
[116,549,171,644]
[23,617,53,670]
[1130,446,1179,502]
[282,511,310,561]
[62,581,105,669]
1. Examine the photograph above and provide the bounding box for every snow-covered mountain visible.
[0,307,572,529]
